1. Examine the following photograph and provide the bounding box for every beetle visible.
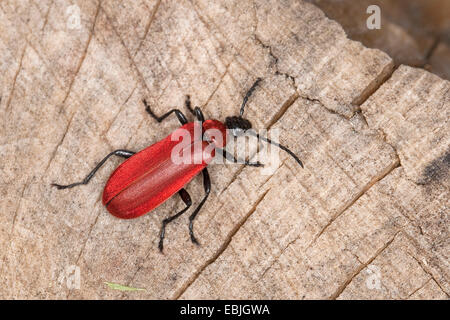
[52,78,303,251]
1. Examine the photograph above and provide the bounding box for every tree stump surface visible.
[0,0,448,299]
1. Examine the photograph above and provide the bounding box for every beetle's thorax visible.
[202,119,227,148]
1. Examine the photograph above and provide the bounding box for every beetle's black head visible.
[225,116,252,137]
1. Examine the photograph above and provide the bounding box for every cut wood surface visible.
[0,0,448,299]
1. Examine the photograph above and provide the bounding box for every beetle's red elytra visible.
[103,121,225,220]
[52,78,303,251]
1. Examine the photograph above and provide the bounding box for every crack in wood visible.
[40,0,54,32]
[201,60,233,109]
[306,158,400,251]
[351,62,396,107]
[5,44,26,114]
[62,2,101,105]
[259,158,400,281]
[43,112,76,176]
[133,0,162,57]
[410,254,450,297]
[103,85,138,138]
[173,188,272,299]
[267,92,300,130]
[300,93,350,119]
[253,34,296,87]
[407,278,432,298]
[253,30,396,120]
[371,126,403,168]
[330,231,400,299]
[397,229,450,296]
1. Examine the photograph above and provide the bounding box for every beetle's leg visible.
[185,95,205,122]
[194,107,205,122]
[216,148,263,167]
[51,150,135,189]
[188,168,211,245]
[143,99,188,125]
[159,188,192,252]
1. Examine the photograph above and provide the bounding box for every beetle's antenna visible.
[247,130,304,168]
[240,78,262,116]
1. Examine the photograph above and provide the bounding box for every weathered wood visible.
[0,0,447,300]
[181,68,449,300]
[362,65,449,185]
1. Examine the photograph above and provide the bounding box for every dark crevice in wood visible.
[330,231,400,299]
[173,188,272,299]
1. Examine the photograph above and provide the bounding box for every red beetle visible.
[52,79,303,251]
